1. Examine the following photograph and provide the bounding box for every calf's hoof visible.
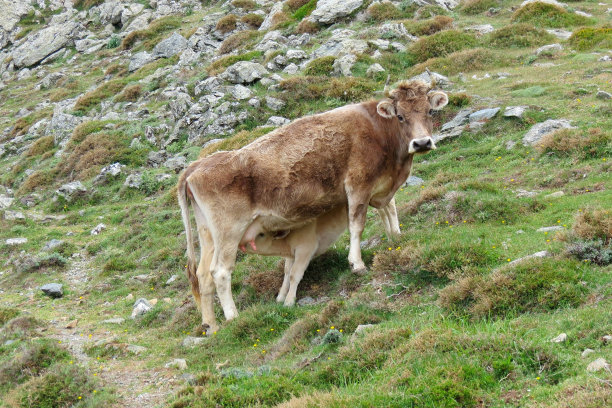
[351,266,368,276]
[199,323,219,336]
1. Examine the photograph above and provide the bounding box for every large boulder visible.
[522,119,573,146]
[98,1,126,26]
[12,21,83,68]
[152,32,187,59]
[0,0,33,33]
[54,181,87,203]
[45,112,82,147]
[310,0,365,25]
[220,61,268,84]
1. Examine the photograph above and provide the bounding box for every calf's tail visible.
[177,170,201,307]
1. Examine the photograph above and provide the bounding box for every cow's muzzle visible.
[409,137,436,154]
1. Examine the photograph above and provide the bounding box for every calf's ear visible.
[376,99,396,118]
[428,91,448,111]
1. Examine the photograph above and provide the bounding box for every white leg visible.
[276,257,293,303]
[196,228,219,334]
[383,197,401,239]
[284,246,317,306]
[346,191,368,273]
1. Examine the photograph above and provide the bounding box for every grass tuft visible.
[410,30,477,62]
[569,26,612,50]
[303,56,336,76]
[460,0,498,15]
[512,2,595,28]
[488,23,555,48]
[216,14,238,33]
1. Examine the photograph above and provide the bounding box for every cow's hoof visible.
[352,266,368,276]
[199,323,219,336]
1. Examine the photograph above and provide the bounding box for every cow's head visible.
[377,80,448,154]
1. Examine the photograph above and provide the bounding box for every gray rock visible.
[283,63,299,74]
[169,92,192,120]
[127,344,147,354]
[90,223,106,235]
[537,226,563,232]
[535,43,562,56]
[516,189,538,198]
[166,274,178,285]
[351,324,375,342]
[596,90,611,100]
[433,109,473,142]
[332,54,357,76]
[520,0,567,8]
[40,72,66,89]
[551,333,567,343]
[366,63,385,77]
[163,156,187,173]
[503,106,528,118]
[265,96,285,111]
[248,98,261,108]
[98,1,125,25]
[574,10,592,17]
[0,1,33,34]
[522,119,573,146]
[405,176,425,186]
[598,55,611,62]
[54,181,87,203]
[129,51,153,72]
[378,22,418,41]
[0,194,14,209]
[46,113,82,147]
[195,76,222,95]
[508,251,549,266]
[586,358,609,372]
[75,38,105,54]
[6,238,27,245]
[464,24,494,35]
[413,0,460,10]
[286,49,308,60]
[409,70,451,89]
[310,0,365,24]
[43,239,64,251]
[152,32,187,59]
[469,107,500,123]
[546,29,572,40]
[102,317,125,324]
[165,358,188,370]
[93,162,123,184]
[124,173,143,189]
[41,283,63,298]
[545,191,565,198]
[220,61,268,84]
[258,2,284,31]
[266,116,290,127]
[231,84,252,100]
[297,296,315,306]
[312,37,368,59]
[3,210,25,220]
[581,348,595,358]
[12,21,83,68]
[183,336,206,347]
[131,298,152,318]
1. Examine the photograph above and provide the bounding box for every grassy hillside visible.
[0,0,610,407]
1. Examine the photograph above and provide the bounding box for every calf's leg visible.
[284,243,317,306]
[346,190,369,273]
[277,257,294,304]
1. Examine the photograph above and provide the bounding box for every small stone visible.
[41,283,63,298]
[551,333,567,343]
[131,298,152,318]
[586,358,609,372]
[332,54,356,76]
[581,348,595,358]
[102,317,125,324]
[366,63,385,77]
[183,336,206,347]
[535,43,562,56]
[602,335,612,344]
[126,293,134,300]
[405,176,424,186]
[0,194,15,209]
[3,210,25,221]
[65,319,78,329]
[464,24,494,35]
[509,251,549,265]
[6,238,27,245]
[504,106,528,118]
[163,297,172,304]
[43,239,64,251]
[127,344,147,354]
[283,63,299,74]
[297,296,315,306]
[596,90,611,100]
[166,358,188,370]
[546,29,572,41]
[230,84,252,100]
[266,116,290,127]
[265,96,285,111]
[351,324,376,342]
[221,61,268,84]
[124,173,143,189]
[129,51,153,72]
[166,274,178,285]
[537,226,563,232]
[149,298,158,306]
[248,98,261,108]
[91,223,106,235]
[469,107,500,123]
[545,191,565,198]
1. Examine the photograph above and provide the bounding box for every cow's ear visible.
[377,99,395,118]
[428,91,448,111]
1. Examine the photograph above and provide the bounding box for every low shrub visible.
[241,13,264,29]
[199,127,273,157]
[536,128,611,159]
[569,27,612,50]
[296,19,320,34]
[439,258,588,318]
[572,208,612,244]
[231,0,257,10]
[107,35,120,49]
[303,56,336,76]
[279,76,379,104]
[74,79,127,113]
[0,339,69,387]
[68,120,110,146]
[448,92,471,107]
[216,14,238,33]
[511,2,595,28]
[415,4,448,19]
[292,0,317,21]
[410,48,500,75]
[488,23,555,48]
[25,136,54,157]
[286,0,311,12]
[566,239,612,265]
[460,0,498,15]
[104,63,128,76]
[0,308,19,326]
[121,16,182,50]
[407,15,454,36]
[368,2,402,22]
[18,168,59,195]
[410,30,477,62]
[206,50,263,75]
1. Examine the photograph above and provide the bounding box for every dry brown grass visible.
[104,63,128,77]
[286,0,311,12]
[368,2,401,21]
[216,14,238,33]
[531,381,612,408]
[276,390,351,408]
[279,76,378,104]
[199,127,273,158]
[537,128,611,159]
[400,185,446,214]
[74,79,127,113]
[59,132,128,180]
[410,48,499,75]
[17,169,59,195]
[244,267,285,299]
[240,13,264,29]
[115,84,142,102]
[573,208,612,244]
[25,136,54,157]
[408,15,454,36]
[296,19,319,34]
[231,0,257,10]
[218,30,259,54]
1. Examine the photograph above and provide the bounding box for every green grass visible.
[512,2,596,28]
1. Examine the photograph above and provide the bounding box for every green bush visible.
[207,51,263,75]
[488,23,555,48]
[410,30,477,62]
[292,0,317,21]
[461,0,498,15]
[0,308,19,326]
[566,239,612,265]
[303,56,336,76]
[569,27,612,50]
[107,35,120,49]
[0,339,69,387]
[512,2,595,28]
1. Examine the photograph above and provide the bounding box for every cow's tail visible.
[177,170,201,307]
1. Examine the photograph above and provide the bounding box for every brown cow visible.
[178,80,448,332]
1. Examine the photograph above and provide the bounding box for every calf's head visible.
[376,80,448,154]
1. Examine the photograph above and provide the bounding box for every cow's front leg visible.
[276,257,293,304]
[347,194,368,274]
[378,197,400,240]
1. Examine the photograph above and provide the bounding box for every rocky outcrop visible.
[12,20,83,68]
[310,0,365,25]
[522,119,573,146]
[220,61,268,84]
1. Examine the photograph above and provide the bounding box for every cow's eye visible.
[397,114,404,122]
[428,109,434,116]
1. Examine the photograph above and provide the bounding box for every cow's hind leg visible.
[193,206,219,334]
[209,226,245,321]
